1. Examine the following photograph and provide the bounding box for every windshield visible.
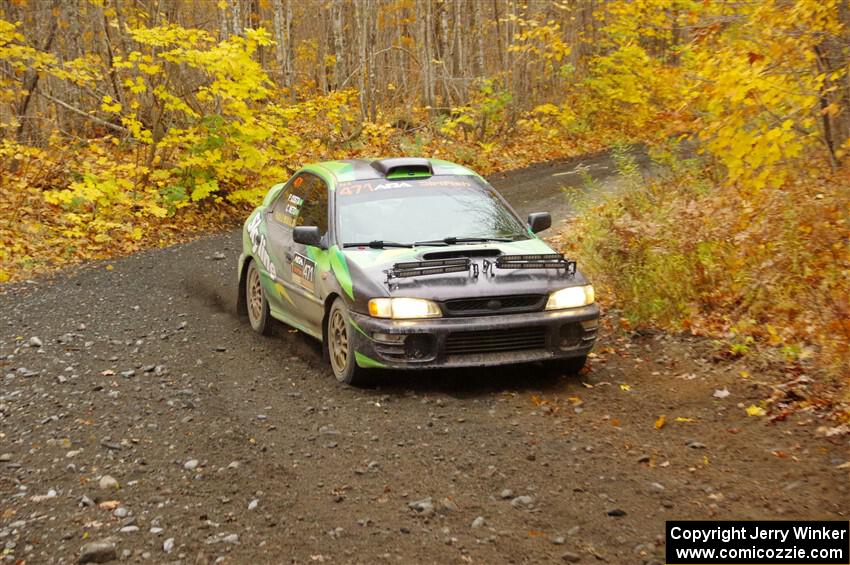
[335,175,529,245]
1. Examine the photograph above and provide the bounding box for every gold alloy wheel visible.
[247,263,264,327]
[329,308,349,375]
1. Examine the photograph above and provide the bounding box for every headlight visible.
[368,298,442,319]
[545,285,595,310]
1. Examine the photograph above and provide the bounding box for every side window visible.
[298,175,329,233]
[271,175,308,228]
[270,173,329,233]
[271,184,297,226]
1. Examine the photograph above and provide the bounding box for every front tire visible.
[561,354,587,375]
[327,298,369,386]
[246,260,272,335]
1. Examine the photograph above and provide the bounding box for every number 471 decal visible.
[291,253,316,292]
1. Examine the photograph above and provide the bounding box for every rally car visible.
[237,157,599,385]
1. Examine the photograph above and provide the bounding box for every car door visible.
[265,173,328,336]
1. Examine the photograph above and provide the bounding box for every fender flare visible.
[236,253,251,317]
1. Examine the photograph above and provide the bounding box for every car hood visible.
[341,238,589,304]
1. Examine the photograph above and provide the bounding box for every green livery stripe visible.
[387,170,431,179]
[268,306,322,339]
[330,245,354,300]
[274,282,295,305]
[306,246,331,271]
[349,318,371,340]
[355,351,386,369]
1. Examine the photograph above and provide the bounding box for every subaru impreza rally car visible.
[237,157,599,385]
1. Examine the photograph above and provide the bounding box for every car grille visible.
[445,327,547,355]
[442,294,545,317]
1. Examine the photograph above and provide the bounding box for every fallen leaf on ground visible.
[746,404,766,417]
[654,415,666,429]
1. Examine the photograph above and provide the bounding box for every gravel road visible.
[1,152,847,564]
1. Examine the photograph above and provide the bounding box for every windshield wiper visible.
[413,236,518,246]
[342,240,413,249]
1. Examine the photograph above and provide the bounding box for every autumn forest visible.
[1,0,848,403]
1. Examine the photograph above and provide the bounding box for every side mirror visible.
[527,212,552,234]
[293,226,324,248]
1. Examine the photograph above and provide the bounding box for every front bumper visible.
[349,304,599,369]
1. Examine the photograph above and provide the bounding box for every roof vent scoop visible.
[370,157,433,179]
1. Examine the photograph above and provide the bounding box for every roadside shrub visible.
[563,150,850,385]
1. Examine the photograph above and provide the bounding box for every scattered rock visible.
[78,538,117,563]
[561,550,581,562]
[119,525,139,534]
[510,495,534,508]
[553,536,565,545]
[648,482,665,494]
[212,252,226,260]
[248,498,259,510]
[438,497,458,513]
[222,533,239,544]
[499,488,514,499]
[163,538,175,553]
[184,459,199,471]
[471,516,485,529]
[29,336,43,348]
[686,441,707,449]
[98,475,119,490]
[408,497,435,516]
[713,388,730,399]
[607,508,627,517]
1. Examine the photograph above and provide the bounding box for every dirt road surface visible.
[2,153,847,564]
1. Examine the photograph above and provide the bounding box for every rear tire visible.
[327,298,369,386]
[246,260,272,336]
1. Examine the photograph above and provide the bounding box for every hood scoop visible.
[421,248,501,260]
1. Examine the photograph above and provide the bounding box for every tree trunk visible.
[272,0,293,87]
[356,0,369,118]
[438,0,451,104]
[230,0,242,36]
[219,0,230,39]
[474,0,485,77]
[417,0,435,110]
[331,0,346,90]
[16,10,58,142]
